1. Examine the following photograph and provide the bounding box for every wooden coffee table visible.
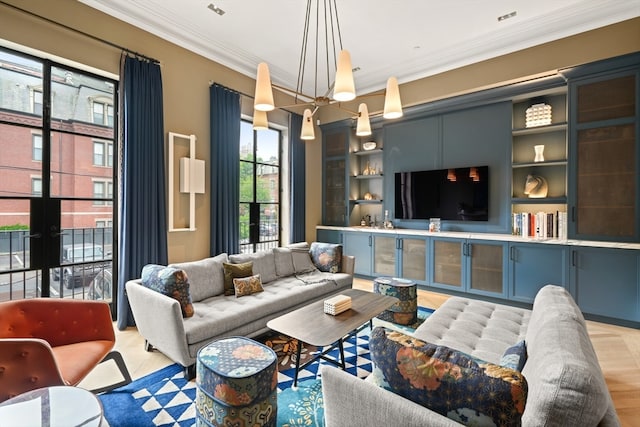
[267,288,398,386]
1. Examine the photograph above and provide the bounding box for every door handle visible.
[24,233,42,239]
[510,246,516,261]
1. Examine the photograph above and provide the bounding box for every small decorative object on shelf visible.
[525,103,552,128]
[524,174,548,198]
[383,210,394,229]
[324,294,352,315]
[534,144,545,162]
[362,161,371,175]
[362,141,377,151]
[429,218,441,232]
[363,192,373,200]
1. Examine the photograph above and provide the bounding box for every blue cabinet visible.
[343,231,373,276]
[508,243,570,303]
[430,237,508,297]
[571,247,640,323]
[371,234,429,284]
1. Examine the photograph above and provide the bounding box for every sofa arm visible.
[320,366,461,427]
[125,280,192,367]
[341,255,355,275]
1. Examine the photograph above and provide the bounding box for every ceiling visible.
[79,0,640,100]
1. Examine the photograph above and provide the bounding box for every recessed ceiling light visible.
[498,11,517,22]
[208,3,225,16]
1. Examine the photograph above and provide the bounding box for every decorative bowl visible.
[362,142,377,151]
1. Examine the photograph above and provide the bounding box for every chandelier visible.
[252,0,403,140]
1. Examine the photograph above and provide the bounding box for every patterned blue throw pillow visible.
[500,340,527,371]
[370,327,527,427]
[141,264,194,318]
[309,242,342,273]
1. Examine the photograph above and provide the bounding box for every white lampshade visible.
[252,110,268,130]
[300,109,315,140]
[333,50,356,102]
[356,103,372,136]
[383,76,403,119]
[254,62,275,111]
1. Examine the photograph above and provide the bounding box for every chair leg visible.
[144,340,154,352]
[90,351,133,394]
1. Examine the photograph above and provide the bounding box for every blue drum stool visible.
[373,277,417,326]
[196,337,277,427]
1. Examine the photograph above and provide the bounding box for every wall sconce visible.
[180,158,205,194]
[169,132,204,231]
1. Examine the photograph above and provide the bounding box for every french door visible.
[239,120,281,253]
[0,48,117,310]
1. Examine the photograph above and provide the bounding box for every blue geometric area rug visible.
[99,307,434,427]
[99,331,372,427]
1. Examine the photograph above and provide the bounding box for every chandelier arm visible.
[326,102,358,116]
[324,0,332,92]
[331,0,343,51]
[296,0,313,104]
[314,0,320,99]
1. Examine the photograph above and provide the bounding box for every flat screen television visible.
[394,166,489,221]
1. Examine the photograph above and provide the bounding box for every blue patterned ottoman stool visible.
[196,337,278,427]
[373,277,417,325]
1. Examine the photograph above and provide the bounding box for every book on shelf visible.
[512,211,567,239]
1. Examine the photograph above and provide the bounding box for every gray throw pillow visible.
[291,248,317,273]
[229,250,277,284]
[273,248,295,277]
[169,252,227,302]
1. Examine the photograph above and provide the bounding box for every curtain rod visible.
[1,1,160,64]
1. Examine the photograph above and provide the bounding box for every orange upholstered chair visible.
[0,298,131,402]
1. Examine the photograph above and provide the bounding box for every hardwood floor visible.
[82,278,640,427]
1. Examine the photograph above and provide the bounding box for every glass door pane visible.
[433,240,462,287]
[469,243,503,293]
[401,238,427,281]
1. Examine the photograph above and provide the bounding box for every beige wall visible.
[1,1,638,260]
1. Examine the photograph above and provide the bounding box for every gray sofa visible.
[322,285,619,427]
[126,243,354,377]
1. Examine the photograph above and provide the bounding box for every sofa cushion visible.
[141,264,194,318]
[309,242,342,273]
[521,285,611,427]
[370,327,527,427]
[273,248,295,277]
[233,274,264,297]
[500,340,527,371]
[223,262,253,296]
[169,253,227,302]
[229,251,277,284]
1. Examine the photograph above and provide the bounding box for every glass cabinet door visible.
[468,242,504,294]
[323,129,348,226]
[373,236,396,276]
[572,73,637,240]
[400,237,427,282]
[432,239,462,288]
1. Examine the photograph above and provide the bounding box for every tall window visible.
[31,88,43,115]
[239,120,281,253]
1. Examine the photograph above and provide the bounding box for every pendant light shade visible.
[300,109,315,140]
[356,103,372,136]
[333,50,356,102]
[383,76,403,119]
[254,62,275,111]
[252,109,269,130]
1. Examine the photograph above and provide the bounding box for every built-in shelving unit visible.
[349,135,385,224]
[511,90,568,238]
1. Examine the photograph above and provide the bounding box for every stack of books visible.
[513,211,567,239]
[324,294,352,315]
